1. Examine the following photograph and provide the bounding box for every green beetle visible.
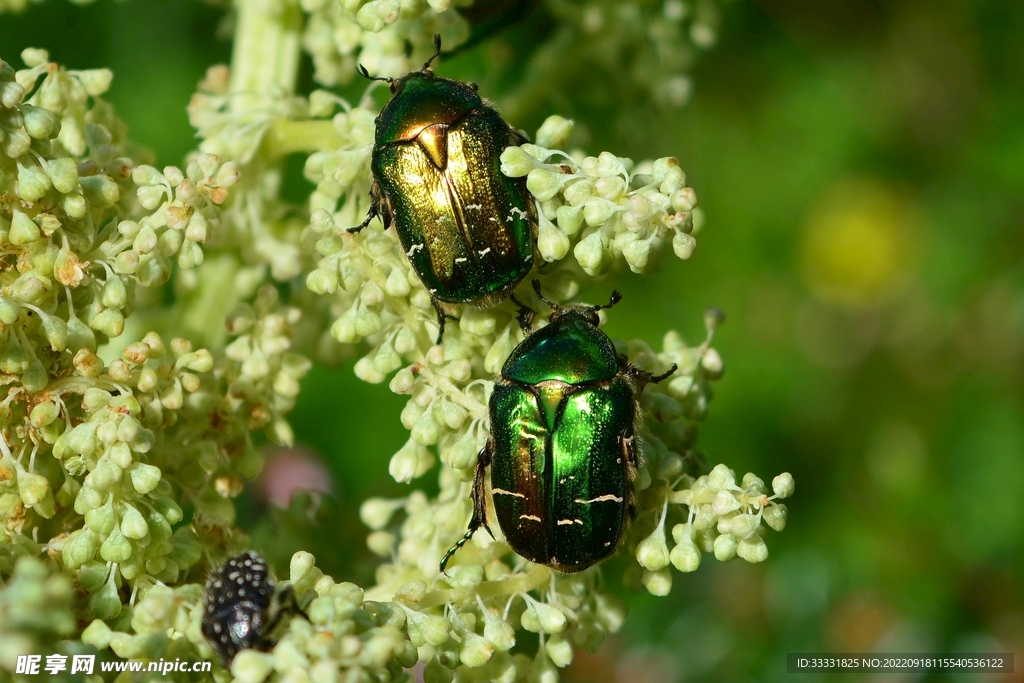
[351,36,536,342]
[441,282,677,573]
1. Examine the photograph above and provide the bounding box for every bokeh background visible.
[3,1,1023,681]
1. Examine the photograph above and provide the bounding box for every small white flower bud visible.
[366,530,395,556]
[763,503,787,531]
[673,231,696,259]
[527,168,568,202]
[573,232,605,274]
[555,204,583,235]
[499,146,540,178]
[538,219,570,262]
[701,348,724,378]
[231,651,275,683]
[713,532,737,561]
[670,536,701,573]
[772,472,795,498]
[635,527,670,571]
[641,568,672,596]
[545,635,573,668]
[737,535,768,563]
[389,439,432,483]
[535,116,575,149]
[359,497,405,530]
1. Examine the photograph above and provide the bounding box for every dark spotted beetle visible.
[202,551,303,665]
[441,283,677,573]
[351,36,536,342]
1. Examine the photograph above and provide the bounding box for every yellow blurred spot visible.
[800,179,919,308]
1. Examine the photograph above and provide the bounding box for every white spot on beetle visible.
[407,243,424,257]
[478,248,491,257]
[455,257,467,263]
[466,204,482,211]
[492,488,526,498]
[574,494,623,504]
[519,514,541,522]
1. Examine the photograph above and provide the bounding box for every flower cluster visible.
[0,1,788,682]
[502,116,700,273]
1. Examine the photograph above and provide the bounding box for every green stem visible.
[263,120,345,157]
[229,0,304,105]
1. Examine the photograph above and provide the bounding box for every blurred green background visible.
[3,0,1023,680]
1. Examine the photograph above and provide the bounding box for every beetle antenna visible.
[594,290,622,312]
[356,63,394,85]
[531,280,558,311]
[423,34,443,70]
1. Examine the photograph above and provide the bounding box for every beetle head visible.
[356,35,443,94]
[532,279,621,328]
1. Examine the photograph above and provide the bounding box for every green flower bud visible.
[80,174,119,207]
[120,503,149,539]
[22,357,49,392]
[34,309,68,351]
[530,646,558,683]
[154,497,183,525]
[100,276,127,309]
[81,619,113,649]
[424,658,453,683]
[0,297,17,324]
[641,568,672,596]
[17,163,52,202]
[62,191,87,219]
[63,529,98,568]
[405,610,450,648]
[29,400,59,427]
[99,526,132,563]
[44,157,78,193]
[9,209,40,245]
[89,307,124,338]
[17,469,50,506]
[85,497,116,535]
[460,631,494,668]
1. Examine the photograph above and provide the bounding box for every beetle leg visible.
[348,185,386,233]
[430,298,450,345]
[439,441,493,574]
[260,584,308,650]
[628,363,678,390]
[620,431,638,521]
[509,293,535,334]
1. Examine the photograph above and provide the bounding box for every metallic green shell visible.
[375,74,481,145]
[371,73,535,304]
[489,377,635,573]
[502,312,620,385]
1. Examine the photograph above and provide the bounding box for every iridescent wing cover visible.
[489,378,635,572]
[372,108,534,304]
